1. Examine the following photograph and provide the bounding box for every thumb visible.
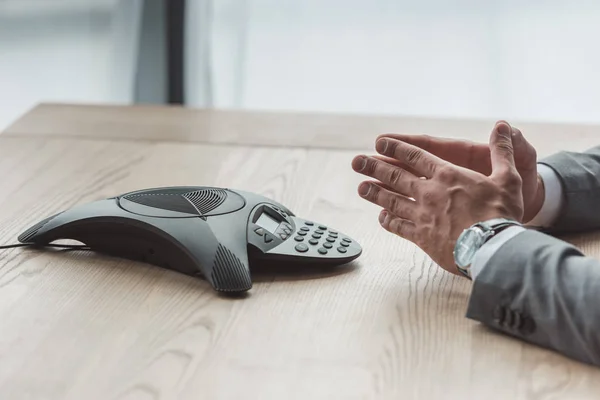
[511,126,537,171]
[489,121,517,178]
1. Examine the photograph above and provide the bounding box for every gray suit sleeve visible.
[466,229,600,366]
[539,145,600,233]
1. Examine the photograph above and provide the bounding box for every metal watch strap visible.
[456,218,522,279]
[476,218,521,242]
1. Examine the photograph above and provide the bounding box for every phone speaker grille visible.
[211,244,252,292]
[184,189,227,214]
[18,214,59,242]
[125,193,199,215]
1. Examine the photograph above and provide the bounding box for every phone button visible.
[295,243,309,252]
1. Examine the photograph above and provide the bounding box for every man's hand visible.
[351,121,524,274]
[376,122,543,223]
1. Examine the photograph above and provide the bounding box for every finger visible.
[379,133,493,176]
[378,209,417,242]
[377,133,489,170]
[489,121,517,178]
[372,155,422,178]
[511,126,537,172]
[364,178,418,201]
[375,137,446,178]
[357,181,416,221]
[377,133,438,153]
[351,155,421,195]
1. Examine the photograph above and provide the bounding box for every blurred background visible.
[1,0,600,130]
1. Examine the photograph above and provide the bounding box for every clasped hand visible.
[352,121,543,274]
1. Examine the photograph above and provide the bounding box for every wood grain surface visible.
[1,104,600,400]
[5,103,600,154]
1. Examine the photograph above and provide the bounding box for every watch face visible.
[454,228,486,268]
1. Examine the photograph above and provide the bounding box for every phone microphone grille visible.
[184,189,227,214]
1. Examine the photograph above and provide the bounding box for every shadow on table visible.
[36,247,360,295]
[249,258,360,283]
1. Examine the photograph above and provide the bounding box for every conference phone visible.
[15,186,362,294]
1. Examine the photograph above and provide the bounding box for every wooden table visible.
[1,103,599,400]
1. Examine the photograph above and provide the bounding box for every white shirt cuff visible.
[470,226,527,280]
[526,164,564,228]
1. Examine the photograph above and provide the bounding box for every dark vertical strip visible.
[135,0,166,104]
[165,0,186,104]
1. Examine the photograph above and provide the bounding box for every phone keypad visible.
[294,221,353,254]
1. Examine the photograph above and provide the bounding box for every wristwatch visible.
[453,218,522,279]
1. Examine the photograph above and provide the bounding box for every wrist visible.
[453,218,522,279]
[469,225,527,280]
[523,173,545,223]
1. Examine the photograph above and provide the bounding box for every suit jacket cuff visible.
[539,150,600,233]
[470,226,526,280]
[465,229,600,366]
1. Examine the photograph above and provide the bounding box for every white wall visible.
[0,0,141,130]
[187,0,600,124]
[3,1,600,130]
